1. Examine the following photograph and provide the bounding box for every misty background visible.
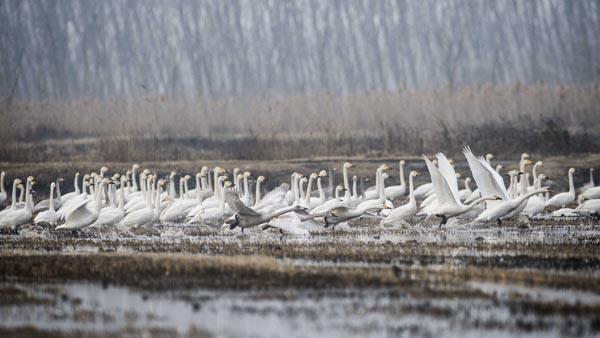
[1,0,599,161]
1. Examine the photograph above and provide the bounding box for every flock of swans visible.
[0,147,598,236]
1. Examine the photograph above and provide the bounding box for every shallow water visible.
[1,280,597,338]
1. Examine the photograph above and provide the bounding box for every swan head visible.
[486,154,494,161]
[569,168,576,174]
[495,164,503,172]
[224,181,233,188]
[100,166,109,176]
[521,153,530,160]
[352,175,357,182]
[169,171,176,179]
[343,162,354,169]
[524,159,533,166]
[410,171,421,177]
[506,170,521,177]
[142,169,151,175]
[217,176,227,184]
[309,173,318,180]
[318,170,328,177]
[399,160,406,166]
[381,173,389,180]
[243,171,252,178]
[13,178,22,185]
[218,167,227,175]
[257,176,266,183]
[432,159,438,166]
[336,186,345,193]
[132,163,140,170]
[224,214,240,230]
[49,182,55,189]
[233,168,240,176]
[464,177,471,184]
[448,159,454,166]
[236,174,244,182]
[299,177,308,185]
[184,175,191,181]
[535,161,543,167]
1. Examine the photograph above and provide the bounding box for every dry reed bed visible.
[2,84,599,162]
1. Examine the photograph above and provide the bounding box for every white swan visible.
[574,198,600,217]
[545,168,576,209]
[34,178,63,212]
[0,171,6,205]
[364,164,391,200]
[34,182,59,226]
[322,200,390,228]
[310,186,346,216]
[384,160,407,200]
[0,177,34,229]
[475,187,549,225]
[119,178,164,228]
[223,188,305,232]
[61,172,81,203]
[0,179,22,220]
[381,171,420,227]
[458,177,472,202]
[423,154,498,226]
[522,174,549,218]
[301,172,328,209]
[463,146,510,209]
[341,162,354,201]
[188,177,229,224]
[579,168,595,193]
[160,175,204,223]
[56,179,108,231]
[579,186,600,202]
[90,176,127,228]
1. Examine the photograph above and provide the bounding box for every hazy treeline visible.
[1,0,599,100]
[2,84,598,162]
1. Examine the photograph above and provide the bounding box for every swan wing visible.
[254,183,289,210]
[463,146,508,200]
[225,188,260,217]
[61,196,90,219]
[435,153,460,203]
[423,155,457,207]
[477,156,509,200]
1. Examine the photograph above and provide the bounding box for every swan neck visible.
[304,177,315,205]
[255,180,262,205]
[568,170,575,195]
[399,162,405,187]
[409,175,415,203]
[590,169,595,185]
[10,180,18,207]
[49,185,55,212]
[317,178,325,201]
[343,166,349,190]
[0,173,5,193]
[74,174,80,194]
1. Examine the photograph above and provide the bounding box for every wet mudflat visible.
[1,219,600,337]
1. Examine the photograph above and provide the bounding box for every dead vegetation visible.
[2,84,599,162]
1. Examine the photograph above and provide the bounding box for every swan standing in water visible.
[0,177,34,230]
[522,174,549,218]
[424,154,498,226]
[0,171,6,205]
[89,176,127,228]
[119,178,164,228]
[223,188,306,232]
[0,179,22,220]
[380,171,420,227]
[61,173,80,203]
[56,179,109,231]
[545,168,576,209]
[34,182,59,226]
[384,160,407,200]
[34,178,63,212]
